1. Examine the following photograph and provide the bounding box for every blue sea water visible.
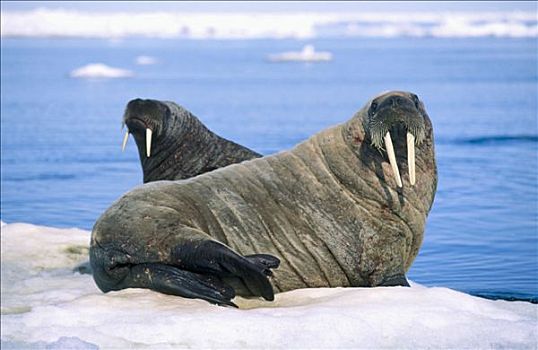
[1,38,537,302]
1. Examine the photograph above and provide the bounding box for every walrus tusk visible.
[122,130,129,152]
[146,128,152,157]
[407,132,416,185]
[384,132,403,188]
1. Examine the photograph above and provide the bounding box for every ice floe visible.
[70,63,133,79]
[268,45,332,62]
[135,55,157,65]
[1,222,536,349]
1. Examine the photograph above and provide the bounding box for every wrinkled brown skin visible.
[91,91,437,300]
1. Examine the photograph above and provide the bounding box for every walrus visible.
[90,91,437,307]
[121,98,261,183]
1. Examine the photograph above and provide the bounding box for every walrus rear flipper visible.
[126,263,238,307]
[173,240,279,301]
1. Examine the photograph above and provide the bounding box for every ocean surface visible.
[1,37,537,302]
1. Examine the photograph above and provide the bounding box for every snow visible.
[69,63,133,79]
[1,222,536,349]
[1,9,536,39]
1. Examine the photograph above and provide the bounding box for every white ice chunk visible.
[70,63,133,79]
[135,55,158,65]
[268,45,332,62]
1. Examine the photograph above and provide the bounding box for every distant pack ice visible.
[1,10,537,39]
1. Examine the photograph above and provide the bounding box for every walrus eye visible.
[411,94,420,108]
[369,102,378,115]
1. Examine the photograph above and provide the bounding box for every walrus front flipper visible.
[173,241,277,301]
[127,263,237,307]
[245,254,281,275]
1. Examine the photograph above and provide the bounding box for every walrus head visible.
[362,91,431,188]
[122,98,166,158]
[121,98,204,182]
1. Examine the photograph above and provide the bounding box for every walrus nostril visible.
[385,96,405,107]
[397,96,408,106]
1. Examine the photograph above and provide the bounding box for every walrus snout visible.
[379,94,415,110]
[366,91,428,187]
[123,99,168,130]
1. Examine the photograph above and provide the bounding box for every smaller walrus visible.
[121,99,261,183]
[91,91,437,307]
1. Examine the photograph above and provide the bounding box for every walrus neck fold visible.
[296,118,389,206]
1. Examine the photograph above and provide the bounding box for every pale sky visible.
[1,1,536,13]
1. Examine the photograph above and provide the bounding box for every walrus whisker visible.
[407,132,416,185]
[368,121,388,150]
[146,128,152,157]
[121,130,129,152]
[384,131,403,188]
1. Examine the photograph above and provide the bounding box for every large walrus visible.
[91,91,437,307]
[121,98,261,183]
